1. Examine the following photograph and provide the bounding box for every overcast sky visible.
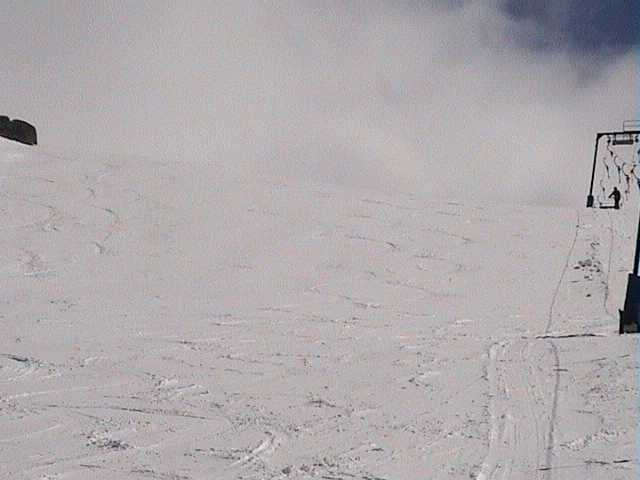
[0,1,637,205]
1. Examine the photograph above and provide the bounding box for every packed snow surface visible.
[0,138,637,479]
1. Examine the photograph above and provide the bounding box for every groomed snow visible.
[0,138,636,479]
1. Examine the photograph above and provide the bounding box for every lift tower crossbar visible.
[586,129,640,208]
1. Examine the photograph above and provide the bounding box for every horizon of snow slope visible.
[0,137,637,479]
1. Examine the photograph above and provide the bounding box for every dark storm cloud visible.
[501,0,638,55]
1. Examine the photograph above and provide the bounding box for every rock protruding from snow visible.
[0,115,37,145]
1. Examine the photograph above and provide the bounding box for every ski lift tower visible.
[586,120,640,334]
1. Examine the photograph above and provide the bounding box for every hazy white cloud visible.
[0,1,636,205]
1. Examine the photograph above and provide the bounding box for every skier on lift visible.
[609,186,621,209]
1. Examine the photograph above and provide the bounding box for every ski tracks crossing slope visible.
[477,210,582,479]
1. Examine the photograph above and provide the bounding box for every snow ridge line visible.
[545,210,581,333]
[476,343,501,480]
[542,210,581,479]
[476,210,582,480]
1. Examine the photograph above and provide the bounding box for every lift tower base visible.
[620,276,640,334]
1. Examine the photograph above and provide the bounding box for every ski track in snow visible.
[477,207,636,480]
[478,339,550,480]
[0,140,636,479]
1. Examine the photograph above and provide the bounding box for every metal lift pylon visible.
[586,122,640,333]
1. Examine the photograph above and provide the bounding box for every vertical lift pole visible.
[620,211,640,333]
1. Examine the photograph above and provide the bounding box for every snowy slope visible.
[0,138,636,479]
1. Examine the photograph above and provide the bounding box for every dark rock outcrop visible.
[0,117,37,145]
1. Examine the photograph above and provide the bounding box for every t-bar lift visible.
[586,121,640,333]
